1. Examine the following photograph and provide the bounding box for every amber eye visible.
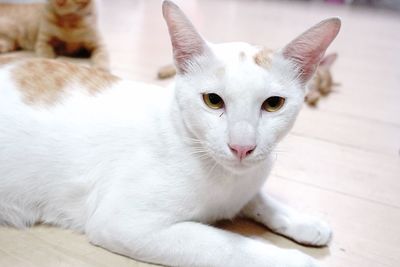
[203,93,224,109]
[262,96,285,112]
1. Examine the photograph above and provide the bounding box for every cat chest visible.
[48,37,91,57]
[181,170,266,223]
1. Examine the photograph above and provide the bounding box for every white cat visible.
[0,1,340,266]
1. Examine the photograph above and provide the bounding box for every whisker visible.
[206,161,219,179]
[190,154,212,161]
[188,151,209,156]
[189,147,208,152]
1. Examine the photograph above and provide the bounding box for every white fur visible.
[0,1,340,266]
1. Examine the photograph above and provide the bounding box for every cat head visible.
[48,0,93,16]
[163,1,340,172]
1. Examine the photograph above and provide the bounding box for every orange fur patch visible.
[254,48,273,68]
[12,59,119,107]
[0,3,42,51]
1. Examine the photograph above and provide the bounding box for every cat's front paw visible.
[91,57,109,71]
[90,49,110,71]
[0,38,16,53]
[279,214,332,246]
[35,45,56,58]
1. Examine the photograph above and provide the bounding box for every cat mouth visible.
[222,160,261,174]
[210,153,261,172]
[195,143,264,172]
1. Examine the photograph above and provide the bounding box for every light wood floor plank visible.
[292,108,400,156]
[275,134,400,207]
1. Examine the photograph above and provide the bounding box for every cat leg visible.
[0,37,16,53]
[0,18,18,53]
[241,192,332,246]
[35,31,56,58]
[91,46,109,71]
[85,40,109,71]
[87,216,319,267]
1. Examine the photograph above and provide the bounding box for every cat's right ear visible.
[282,18,341,85]
[162,0,211,74]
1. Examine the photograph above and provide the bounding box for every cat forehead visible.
[210,42,274,70]
[181,42,297,96]
[209,42,278,82]
[197,42,299,98]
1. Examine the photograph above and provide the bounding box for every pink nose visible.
[229,144,256,161]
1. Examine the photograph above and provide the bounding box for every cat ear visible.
[162,0,211,74]
[282,18,341,84]
[319,53,338,70]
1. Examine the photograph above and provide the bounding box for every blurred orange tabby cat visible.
[0,0,109,70]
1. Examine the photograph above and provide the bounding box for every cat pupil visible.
[268,96,280,107]
[209,93,222,104]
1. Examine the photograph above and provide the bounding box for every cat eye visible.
[262,96,286,112]
[203,93,224,110]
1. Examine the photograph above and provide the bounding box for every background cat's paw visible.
[286,215,332,246]
[0,39,16,53]
[35,46,56,58]
[91,57,109,71]
[92,62,109,72]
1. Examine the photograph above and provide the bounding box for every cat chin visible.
[213,156,266,175]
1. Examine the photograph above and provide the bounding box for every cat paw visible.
[280,214,332,246]
[0,39,15,53]
[91,57,109,71]
[92,62,109,71]
[35,46,56,58]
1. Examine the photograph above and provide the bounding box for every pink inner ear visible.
[162,1,208,74]
[319,53,338,69]
[168,19,205,70]
[283,18,341,84]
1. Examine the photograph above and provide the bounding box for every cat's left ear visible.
[282,18,341,84]
[162,0,213,74]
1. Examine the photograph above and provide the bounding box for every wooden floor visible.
[1,0,400,266]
